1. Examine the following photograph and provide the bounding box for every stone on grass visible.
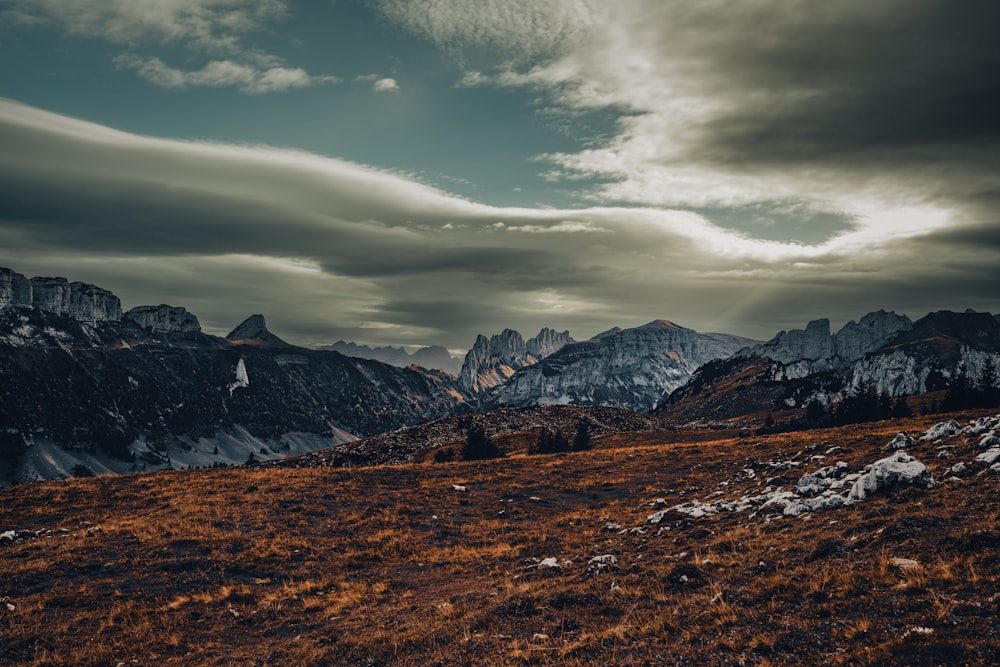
[886,432,915,450]
[846,451,933,503]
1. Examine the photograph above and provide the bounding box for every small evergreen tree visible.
[461,425,501,460]
[572,422,592,451]
[805,399,825,424]
[890,397,913,418]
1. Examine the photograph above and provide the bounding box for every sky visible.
[1,0,999,352]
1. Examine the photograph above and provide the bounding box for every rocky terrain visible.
[1,267,121,323]
[482,320,756,411]
[257,405,661,468]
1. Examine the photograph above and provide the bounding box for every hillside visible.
[2,410,998,665]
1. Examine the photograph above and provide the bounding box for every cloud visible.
[383,0,1000,249]
[373,0,602,65]
[11,0,335,93]
[7,0,288,51]
[1,99,998,350]
[372,77,399,92]
[114,55,338,93]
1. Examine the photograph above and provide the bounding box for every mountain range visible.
[3,263,999,483]
[318,340,461,375]
[659,309,1000,426]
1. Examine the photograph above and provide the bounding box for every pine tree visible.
[462,425,501,460]
[572,422,592,451]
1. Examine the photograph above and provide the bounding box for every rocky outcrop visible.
[0,268,31,308]
[125,305,201,333]
[226,314,290,347]
[460,327,573,393]
[27,277,72,315]
[753,319,835,372]
[848,310,1000,396]
[833,310,912,363]
[28,277,121,323]
[746,311,912,378]
[484,320,756,411]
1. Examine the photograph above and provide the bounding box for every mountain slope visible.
[0,266,469,484]
[660,310,1000,426]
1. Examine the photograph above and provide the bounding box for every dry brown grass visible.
[1,409,998,665]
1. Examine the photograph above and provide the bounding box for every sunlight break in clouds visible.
[378,0,990,251]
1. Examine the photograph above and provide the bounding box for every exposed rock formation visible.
[226,314,290,347]
[745,310,912,378]
[834,310,912,363]
[125,305,201,333]
[484,320,755,411]
[460,327,574,393]
[28,276,122,323]
[0,268,31,308]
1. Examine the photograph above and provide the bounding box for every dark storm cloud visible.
[691,1,1000,173]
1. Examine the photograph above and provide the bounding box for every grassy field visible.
[1,410,998,665]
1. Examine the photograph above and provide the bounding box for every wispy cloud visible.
[113,55,338,94]
[9,0,335,93]
[373,0,602,65]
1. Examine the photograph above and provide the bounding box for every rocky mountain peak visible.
[226,314,289,346]
[460,326,574,393]
[749,318,834,372]
[833,310,912,363]
[484,320,756,411]
[125,305,201,333]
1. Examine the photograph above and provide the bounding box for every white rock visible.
[962,415,1000,435]
[886,432,915,450]
[975,448,1000,465]
[783,491,847,516]
[979,434,1000,449]
[451,484,467,492]
[588,554,618,571]
[537,557,560,570]
[846,451,933,503]
[921,420,960,441]
[950,462,968,474]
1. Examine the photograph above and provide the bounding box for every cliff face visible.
[1,268,122,323]
[484,320,756,411]
[0,268,31,308]
[848,311,1000,395]
[125,305,201,333]
[459,327,574,393]
[745,310,912,378]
